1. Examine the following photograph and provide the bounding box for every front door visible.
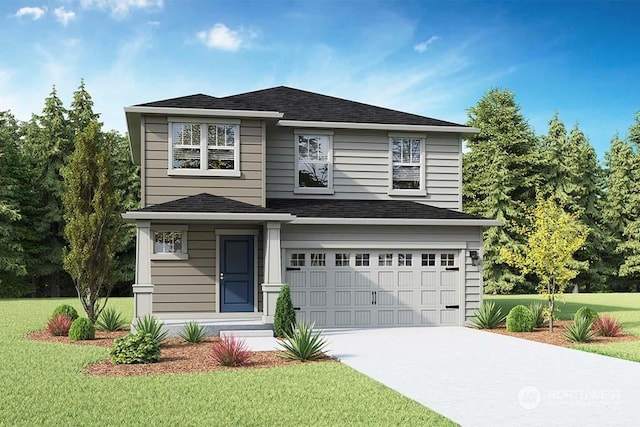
[220,235,254,313]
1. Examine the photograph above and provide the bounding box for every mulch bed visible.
[27,330,332,377]
[483,319,639,347]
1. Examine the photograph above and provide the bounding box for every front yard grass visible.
[0,298,454,426]
[487,293,640,362]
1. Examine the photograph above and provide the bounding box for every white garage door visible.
[284,249,462,327]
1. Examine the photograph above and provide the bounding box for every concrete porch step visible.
[220,330,274,338]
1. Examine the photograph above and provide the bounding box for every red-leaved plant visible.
[593,315,623,337]
[210,334,251,367]
[47,314,73,336]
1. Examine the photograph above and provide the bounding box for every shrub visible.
[178,321,206,344]
[68,317,95,341]
[52,304,79,321]
[95,308,127,331]
[506,305,534,332]
[47,314,73,336]
[110,333,160,364]
[565,316,594,342]
[274,284,296,338]
[593,315,623,337]
[528,302,546,328]
[134,315,168,345]
[210,334,251,367]
[278,321,328,362]
[574,307,598,324]
[470,301,506,329]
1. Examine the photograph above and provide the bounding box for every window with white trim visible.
[169,121,240,176]
[295,132,333,192]
[290,253,306,267]
[335,253,350,267]
[390,137,424,193]
[398,253,412,266]
[311,253,326,267]
[441,253,455,267]
[355,253,370,267]
[151,226,189,260]
[421,253,436,267]
[378,253,393,266]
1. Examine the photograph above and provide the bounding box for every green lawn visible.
[0,298,453,426]
[486,293,640,362]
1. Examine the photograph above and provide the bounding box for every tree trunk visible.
[548,297,554,332]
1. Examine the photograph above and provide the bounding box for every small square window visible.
[441,253,455,267]
[378,253,393,266]
[398,253,412,266]
[291,253,306,267]
[422,253,436,267]
[154,231,184,254]
[311,253,326,267]
[335,253,350,267]
[355,254,370,267]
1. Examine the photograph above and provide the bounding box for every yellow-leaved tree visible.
[500,194,588,331]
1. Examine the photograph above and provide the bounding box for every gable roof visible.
[122,193,500,226]
[137,86,464,127]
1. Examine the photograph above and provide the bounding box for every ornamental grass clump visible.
[95,307,127,331]
[564,316,594,343]
[178,321,207,344]
[110,333,160,364]
[68,317,95,341]
[574,307,598,324]
[47,314,73,336]
[52,304,79,321]
[134,315,168,345]
[506,305,534,332]
[278,322,328,362]
[470,301,506,329]
[210,335,251,367]
[593,315,623,337]
[528,302,546,328]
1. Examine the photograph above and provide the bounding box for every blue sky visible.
[1,0,639,158]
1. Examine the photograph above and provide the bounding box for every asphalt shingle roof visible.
[137,86,467,127]
[135,193,487,221]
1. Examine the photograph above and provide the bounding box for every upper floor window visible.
[295,131,333,194]
[389,136,425,195]
[169,119,240,177]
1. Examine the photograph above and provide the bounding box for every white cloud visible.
[14,6,47,20]
[197,23,256,52]
[80,0,163,18]
[54,8,76,26]
[414,36,439,53]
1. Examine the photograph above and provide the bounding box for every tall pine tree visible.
[463,88,541,293]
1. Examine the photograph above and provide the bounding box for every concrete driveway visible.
[320,327,640,427]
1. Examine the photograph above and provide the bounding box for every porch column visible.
[262,221,284,323]
[132,220,154,319]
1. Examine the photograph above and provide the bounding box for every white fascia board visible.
[125,110,142,164]
[122,212,295,222]
[277,120,480,134]
[290,217,502,226]
[123,106,284,119]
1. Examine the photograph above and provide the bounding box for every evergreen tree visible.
[22,86,73,296]
[463,88,541,293]
[69,79,100,136]
[539,112,572,205]
[62,121,122,321]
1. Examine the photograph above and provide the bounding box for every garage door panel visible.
[335,271,351,287]
[309,271,327,287]
[286,249,461,327]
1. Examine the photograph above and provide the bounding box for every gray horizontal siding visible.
[150,223,264,314]
[143,115,264,207]
[266,126,462,210]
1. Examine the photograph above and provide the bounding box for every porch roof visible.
[122,193,501,226]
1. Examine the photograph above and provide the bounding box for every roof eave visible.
[121,211,295,222]
[125,110,141,165]
[124,106,284,119]
[290,217,502,226]
[276,120,479,134]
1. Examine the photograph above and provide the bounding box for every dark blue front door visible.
[220,235,254,313]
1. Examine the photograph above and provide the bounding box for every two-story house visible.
[123,86,499,334]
